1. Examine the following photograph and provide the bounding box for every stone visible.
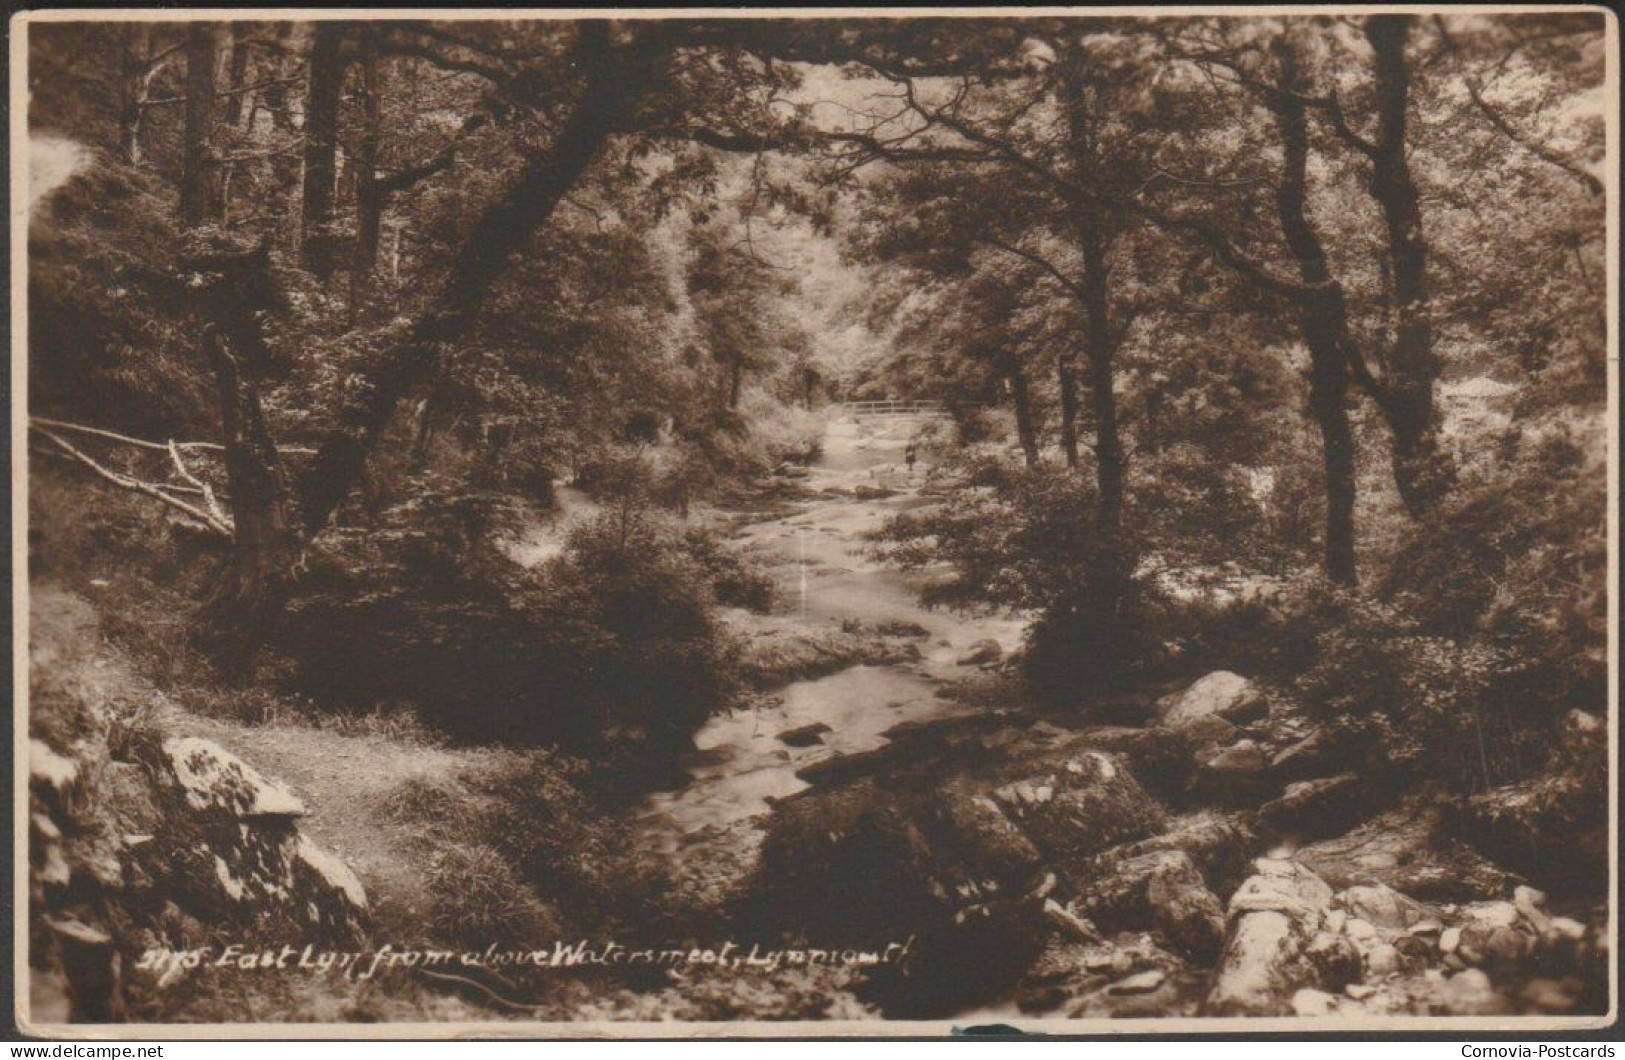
[1205,859,1335,1015]
[1345,918,1377,940]
[956,639,1003,666]
[1256,773,1365,842]
[1338,884,1439,934]
[1304,931,1362,990]
[1229,858,1336,922]
[1268,728,1351,784]
[162,737,305,818]
[777,722,831,748]
[1296,803,1520,902]
[1520,978,1579,1013]
[1291,988,1336,1016]
[991,752,1166,861]
[1205,739,1266,774]
[1364,942,1401,977]
[1454,771,1607,895]
[1345,983,1376,1000]
[756,779,1049,1019]
[1439,926,1462,953]
[1440,968,1510,1016]
[1108,969,1166,995]
[1158,671,1267,729]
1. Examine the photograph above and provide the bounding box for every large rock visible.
[1204,858,1335,1015]
[1157,671,1267,729]
[990,752,1167,861]
[1085,811,1255,897]
[1452,774,1607,896]
[1072,725,1195,798]
[149,738,367,944]
[1074,848,1225,960]
[753,780,1050,1017]
[1296,802,1520,902]
[1256,773,1366,842]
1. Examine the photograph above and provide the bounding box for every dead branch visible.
[168,440,230,528]
[30,425,234,538]
[28,416,316,455]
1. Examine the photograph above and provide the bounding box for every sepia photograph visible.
[12,6,1617,1037]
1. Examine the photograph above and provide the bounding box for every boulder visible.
[1296,802,1520,902]
[1205,858,1335,1015]
[147,737,367,945]
[1256,773,1365,842]
[1093,811,1256,897]
[1193,739,1272,806]
[956,639,1004,667]
[1074,848,1225,960]
[990,752,1167,861]
[163,737,305,818]
[1073,725,1195,798]
[777,722,831,748]
[1157,671,1267,729]
[1337,884,1439,935]
[1452,774,1608,896]
[1267,726,1358,784]
[754,779,1050,1018]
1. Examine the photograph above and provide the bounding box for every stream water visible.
[633,414,1028,861]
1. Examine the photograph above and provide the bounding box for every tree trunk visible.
[206,326,298,609]
[224,25,250,129]
[299,23,346,277]
[118,24,151,165]
[179,23,218,228]
[297,24,657,536]
[1078,210,1125,579]
[727,351,744,410]
[349,33,383,317]
[1057,353,1080,468]
[1000,351,1040,470]
[1268,48,1358,585]
[1363,14,1453,515]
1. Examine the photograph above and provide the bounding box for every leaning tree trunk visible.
[1363,14,1454,516]
[297,23,658,536]
[179,23,219,228]
[299,23,346,277]
[1268,54,1359,585]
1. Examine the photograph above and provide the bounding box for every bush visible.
[273,482,738,760]
[426,843,561,949]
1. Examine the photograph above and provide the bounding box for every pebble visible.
[1365,942,1401,977]
[1325,909,1347,934]
[1108,970,1165,995]
[1345,917,1377,940]
[1439,926,1462,953]
[1344,983,1376,1000]
[1291,988,1336,1016]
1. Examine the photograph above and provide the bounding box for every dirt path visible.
[162,706,495,937]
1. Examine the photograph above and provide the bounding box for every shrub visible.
[273,483,738,758]
[425,843,561,949]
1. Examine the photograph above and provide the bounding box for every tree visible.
[179,23,219,227]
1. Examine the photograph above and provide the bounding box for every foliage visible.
[272,480,739,753]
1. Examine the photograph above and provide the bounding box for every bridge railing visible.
[836,399,957,417]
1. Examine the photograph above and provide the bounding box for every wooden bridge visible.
[835,399,956,418]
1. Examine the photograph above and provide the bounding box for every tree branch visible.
[30,425,234,538]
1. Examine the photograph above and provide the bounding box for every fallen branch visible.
[29,424,234,539]
[168,440,230,529]
[28,416,316,455]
